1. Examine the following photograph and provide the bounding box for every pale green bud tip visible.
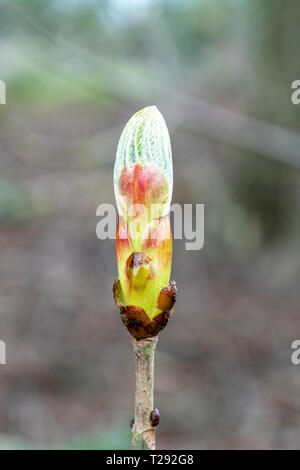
[114,106,173,212]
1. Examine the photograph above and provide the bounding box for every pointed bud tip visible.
[114,105,173,215]
[135,105,160,117]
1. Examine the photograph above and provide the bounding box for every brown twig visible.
[131,336,158,450]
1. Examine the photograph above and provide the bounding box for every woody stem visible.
[131,336,158,450]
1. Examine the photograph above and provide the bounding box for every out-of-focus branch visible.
[8,0,300,170]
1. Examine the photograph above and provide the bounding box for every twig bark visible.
[131,336,158,450]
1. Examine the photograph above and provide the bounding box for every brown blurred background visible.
[0,0,300,449]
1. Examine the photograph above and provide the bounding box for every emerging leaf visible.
[113,106,176,338]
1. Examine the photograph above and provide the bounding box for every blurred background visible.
[0,0,300,450]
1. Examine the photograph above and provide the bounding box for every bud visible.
[113,106,176,339]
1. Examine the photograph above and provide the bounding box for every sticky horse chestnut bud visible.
[113,106,176,339]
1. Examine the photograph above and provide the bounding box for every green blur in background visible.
[0,0,300,450]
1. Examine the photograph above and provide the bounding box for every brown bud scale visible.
[113,280,177,339]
